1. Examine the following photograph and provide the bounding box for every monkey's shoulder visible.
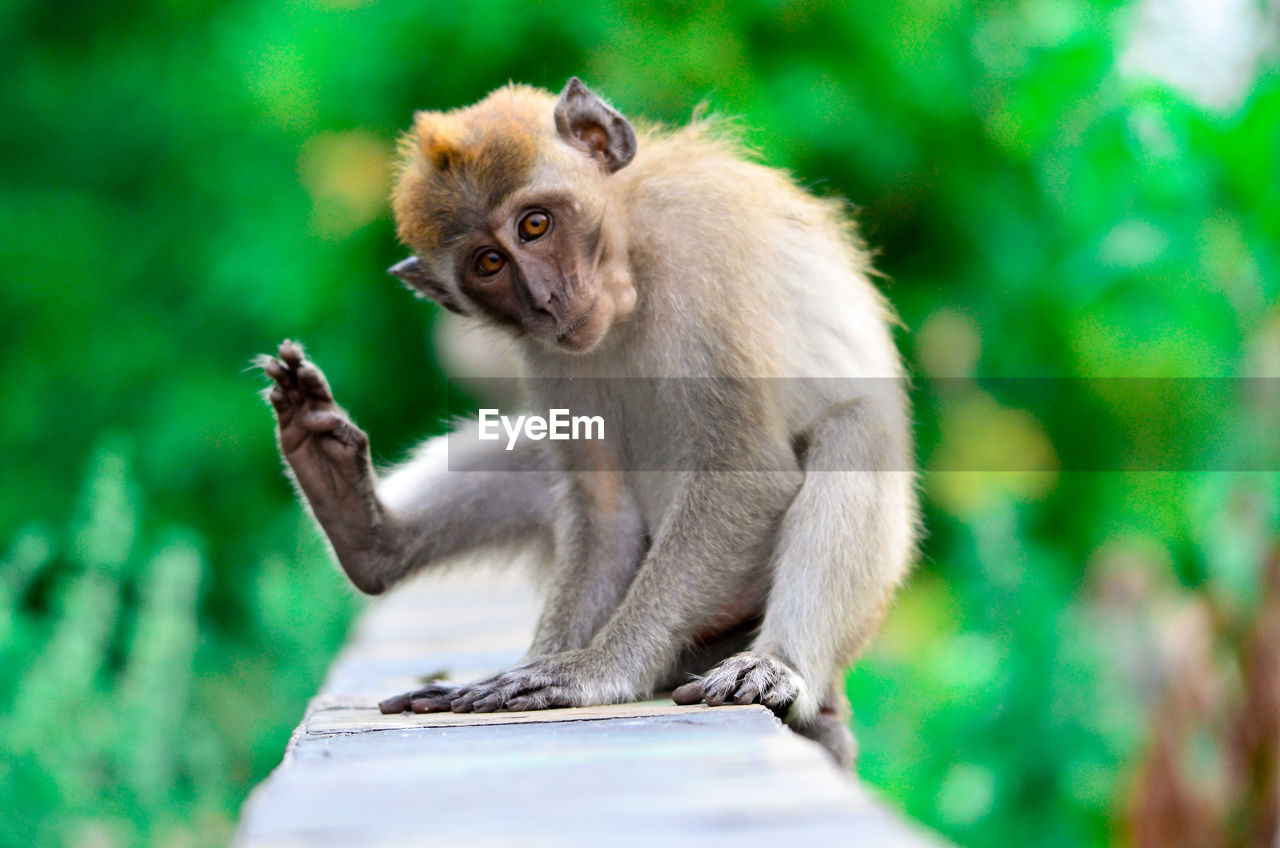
[624,131,858,262]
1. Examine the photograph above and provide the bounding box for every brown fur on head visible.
[389,79,638,354]
[393,85,549,253]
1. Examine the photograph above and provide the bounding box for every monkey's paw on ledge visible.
[232,567,950,847]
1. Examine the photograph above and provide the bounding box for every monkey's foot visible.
[257,340,377,529]
[672,652,813,721]
[444,650,629,714]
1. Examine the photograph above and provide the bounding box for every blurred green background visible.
[2,0,1277,846]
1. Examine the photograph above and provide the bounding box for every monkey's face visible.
[390,177,633,354]
[390,79,639,355]
[451,185,633,353]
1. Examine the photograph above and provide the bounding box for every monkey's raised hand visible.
[259,341,387,590]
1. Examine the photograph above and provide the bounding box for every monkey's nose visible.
[527,284,563,322]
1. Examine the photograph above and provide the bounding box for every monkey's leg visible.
[673,399,915,764]
[392,469,647,715]
[260,340,554,597]
[446,467,801,714]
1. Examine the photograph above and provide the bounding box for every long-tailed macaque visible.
[260,78,917,766]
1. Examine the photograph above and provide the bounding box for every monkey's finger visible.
[295,363,335,404]
[261,356,287,382]
[451,686,500,713]
[278,339,306,369]
[504,694,541,712]
[267,386,293,417]
[733,681,761,705]
[259,384,296,428]
[410,696,453,713]
[251,353,281,379]
[702,676,738,706]
[450,676,523,712]
[378,692,413,714]
[447,683,483,712]
[507,689,575,711]
[260,356,300,393]
[671,681,704,705]
[398,682,458,712]
[760,683,799,713]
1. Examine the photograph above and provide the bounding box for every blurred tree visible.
[0,1,1276,846]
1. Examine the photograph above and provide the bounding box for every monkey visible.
[259,77,917,767]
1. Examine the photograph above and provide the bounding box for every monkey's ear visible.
[554,77,636,173]
[389,257,467,316]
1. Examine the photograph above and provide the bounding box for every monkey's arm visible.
[753,399,915,701]
[678,398,917,731]
[526,469,646,655]
[380,462,650,714]
[261,341,554,595]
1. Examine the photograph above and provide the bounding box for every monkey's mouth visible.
[556,299,596,342]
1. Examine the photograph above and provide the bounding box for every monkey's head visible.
[389,78,638,354]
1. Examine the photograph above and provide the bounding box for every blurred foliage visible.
[1,0,1277,846]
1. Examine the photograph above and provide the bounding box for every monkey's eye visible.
[474,249,507,276]
[518,210,551,241]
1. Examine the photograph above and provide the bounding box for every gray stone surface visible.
[234,567,948,847]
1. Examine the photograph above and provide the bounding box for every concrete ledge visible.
[235,567,948,847]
